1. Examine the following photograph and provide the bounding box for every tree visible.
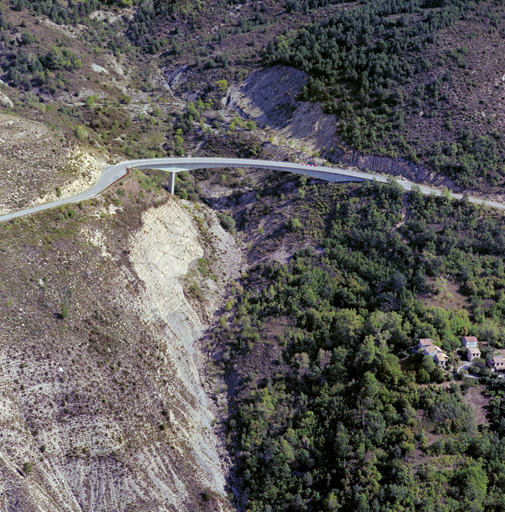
[417,368,430,383]
[215,79,228,93]
[289,218,302,231]
[428,393,477,434]
[421,355,436,374]
[85,95,95,108]
[451,463,488,509]
[21,31,35,45]
[218,213,236,234]
[75,125,87,140]
[332,309,364,348]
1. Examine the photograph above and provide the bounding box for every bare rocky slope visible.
[0,176,239,511]
[0,114,108,215]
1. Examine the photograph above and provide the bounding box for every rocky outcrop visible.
[0,190,239,512]
[0,90,13,108]
[331,150,460,191]
[228,65,337,153]
[125,198,241,509]
[34,148,104,205]
[0,114,106,215]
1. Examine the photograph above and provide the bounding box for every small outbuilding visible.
[434,352,449,369]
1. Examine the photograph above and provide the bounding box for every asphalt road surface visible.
[0,157,503,223]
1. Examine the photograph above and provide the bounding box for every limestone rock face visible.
[229,65,459,190]
[0,114,107,215]
[0,90,13,108]
[333,149,460,191]
[35,149,104,205]
[129,200,226,492]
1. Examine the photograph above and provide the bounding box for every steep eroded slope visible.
[0,176,238,511]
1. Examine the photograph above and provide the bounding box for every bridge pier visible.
[168,171,175,195]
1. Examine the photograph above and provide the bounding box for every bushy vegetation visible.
[426,393,477,434]
[174,171,201,201]
[8,0,175,54]
[265,0,505,187]
[211,179,505,511]
[11,0,133,25]
[2,45,82,90]
[286,0,350,13]
[218,213,236,234]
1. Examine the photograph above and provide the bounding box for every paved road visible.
[0,157,504,223]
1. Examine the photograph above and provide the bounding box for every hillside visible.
[266,0,505,192]
[2,0,505,511]
[206,172,505,511]
[0,174,239,511]
[0,114,108,213]
[2,0,505,197]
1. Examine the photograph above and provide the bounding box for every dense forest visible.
[209,178,505,511]
[265,0,505,188]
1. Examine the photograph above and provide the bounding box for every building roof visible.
[467,347,481,354]
[424,345,442,354]
[419,338,434,346]
[435,353,448,361]
[493,356,505,364]
[462,336,479,343]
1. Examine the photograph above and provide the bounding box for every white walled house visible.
[467,347,481,362]
[461,336,479,348]
[418,338,435,350]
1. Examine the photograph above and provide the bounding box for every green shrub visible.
[198,258,209,276]
[288,218,302,231]
[428,394,477,434]
[85,95,95,108]
[21,31,35,45]
[75,125,87,140]
[216,79,228,92]
[218,213,236,234]
[120,93,132,104]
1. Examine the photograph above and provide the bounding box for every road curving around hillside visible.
[0,156,504,223]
